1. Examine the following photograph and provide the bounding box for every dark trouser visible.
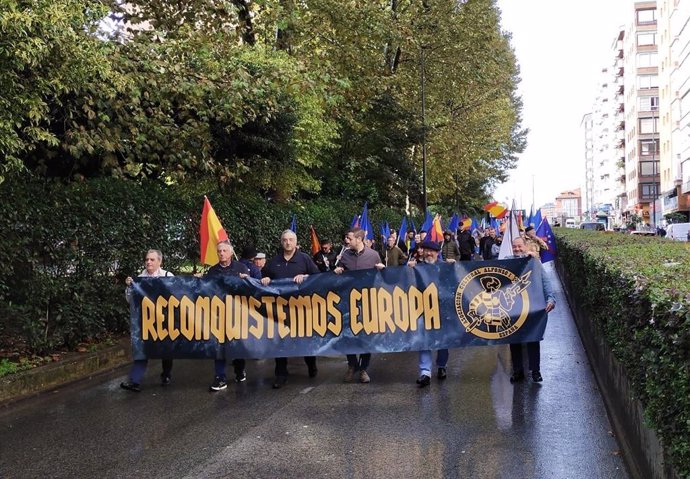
[346,353,371,371]
[129,359,173,384]
[214,358,246,379]
[460,253,472,261]
[274,356,317,377]
[509,342,540,372]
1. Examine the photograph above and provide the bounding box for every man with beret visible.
[407,238,451,388]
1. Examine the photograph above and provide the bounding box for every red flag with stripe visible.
[200,196,229,266]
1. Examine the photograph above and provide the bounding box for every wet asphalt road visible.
[0,265,628,479]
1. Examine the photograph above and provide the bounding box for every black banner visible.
[129,257,549,360]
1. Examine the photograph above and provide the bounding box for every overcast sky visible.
[493,0,633,209]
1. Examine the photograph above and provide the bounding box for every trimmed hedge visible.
[0,177,404,354]
[555,229,690,477]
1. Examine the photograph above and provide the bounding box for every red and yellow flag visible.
[309,225,321,256]
[200,196,229,266]
[429,214,444,242]
[483,201,507,219]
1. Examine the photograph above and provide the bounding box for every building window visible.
[638,75,658,89]
[637,32,657,46]
[637,9,656,24]
[638,96,659,111]
[639,117,658,134]
[639,161,659,176]
[641,183,658,198]
[640,139,659,155]
[636,52,658,67]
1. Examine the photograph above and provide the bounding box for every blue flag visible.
[536,218,557,263]
[420,210,433,233]
[360,202,374,240]
[380,222,390,242]
[351,214,360,228]
[447,213,459,234]
[289,214,297,234]
[533,209,543,230]
[398,216,408,248]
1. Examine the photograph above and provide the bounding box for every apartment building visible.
[622,1,661,226]
[658,0,690,222]
[555,189,582,223]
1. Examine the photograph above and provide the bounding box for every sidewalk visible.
[0,336,131,405]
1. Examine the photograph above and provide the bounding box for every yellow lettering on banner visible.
[141,297,157,340]
[240,296,249,340]
[289,295,311,338]
[179,296,194,340]
[262,297,276,339]
[248,296,264,339]
[195,296,210,340]
[349,289,363,335]
[327,292,342,335]
[276,297,290,338]
[423,284,441,330]
[393,287,409,332]
[156,297,168,340]
[225,295,240,341]
[408,286,424,331]
[312,294,327,337]
[210,296,225,343]
[167,296,180,340]
[377,288,395,333]
[363,288,379,334]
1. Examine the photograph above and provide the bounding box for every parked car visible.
[629,230,656,237]
[579,222,605,231]
[565,218,576,228]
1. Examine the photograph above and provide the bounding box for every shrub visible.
[556,229,690,476]
[0,175,405,353]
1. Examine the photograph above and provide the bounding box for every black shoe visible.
[437,367,447,380]
[307,364,318,378]
[234,370,247,383]
[272,376,287,389]
[510,370,525,383]
[417,375,431,388]
[160,373,171,386]
[120,381,141,392]
[209,376,228,391]
[531,371,543,382]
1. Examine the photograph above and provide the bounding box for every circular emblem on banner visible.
[454,267,532,340]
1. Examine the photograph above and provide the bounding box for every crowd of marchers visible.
[121,224,555,393]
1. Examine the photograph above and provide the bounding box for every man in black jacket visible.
[261,230,321,389]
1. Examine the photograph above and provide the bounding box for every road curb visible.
[0,337,132,406]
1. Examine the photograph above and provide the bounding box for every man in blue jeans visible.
[206,241,250,392]
[407,239,450,388]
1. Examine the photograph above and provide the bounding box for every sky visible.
[493,0,633,209]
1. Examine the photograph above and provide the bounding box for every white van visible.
[666,223,690,241]
[565,218,576,228]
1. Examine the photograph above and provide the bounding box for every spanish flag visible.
[200,196,229,266]
[429,214,444,242]
[483,201,507,219]
[309,225,321,256]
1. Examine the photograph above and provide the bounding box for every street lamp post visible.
[420,45,428,213]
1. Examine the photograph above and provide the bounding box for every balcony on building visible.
[683,179,690,195]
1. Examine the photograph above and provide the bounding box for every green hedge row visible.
[555,229,690,477]
[0,177,405,354]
